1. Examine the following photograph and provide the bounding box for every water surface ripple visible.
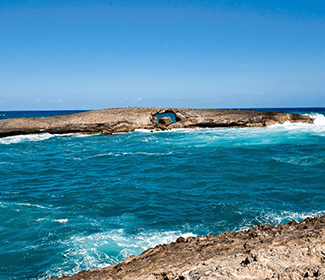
[0,111,325,279]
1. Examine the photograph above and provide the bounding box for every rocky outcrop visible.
[52,215,325,280]
[158,117,173,126]
[0,107,314,138]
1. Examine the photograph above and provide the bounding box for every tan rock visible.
[0,107,314,138]
[158,117,173,126]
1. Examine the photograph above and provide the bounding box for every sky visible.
[0,0,324,110]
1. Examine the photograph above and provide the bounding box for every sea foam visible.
[0,133,54,145]
[39,229,195,280]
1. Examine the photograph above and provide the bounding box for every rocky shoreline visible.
[51,215,325,280]
[0,107,313,138]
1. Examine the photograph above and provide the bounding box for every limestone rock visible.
[158,117,173,126]
[0,107,314,138]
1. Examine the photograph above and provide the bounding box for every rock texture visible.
[52,215,325,280]
[158,117,173,126]
[0,107,313,138]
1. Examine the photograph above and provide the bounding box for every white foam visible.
[18,202,48,209]
[133,114,325,137]
[40,229,195,280]
[73,151,174,161]
[35,218,47,222]
[309,113,325,126]
[121,151,173,156]
[263,210,325,226]
[0,133,54,145]
[0,202,7,208]
[1,201,60,211]
[55,219,68,223]
[263,113,325,136]
[73,133,101,137]
[16,202,52,209]
[0,132,102,145]
[134,128,155,133]
[236,210,325,232]
[269,113,324,128]
[134,127,218,134]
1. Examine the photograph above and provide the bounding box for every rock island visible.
[0,107,314,138]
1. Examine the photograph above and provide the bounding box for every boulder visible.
[158,117,173,126]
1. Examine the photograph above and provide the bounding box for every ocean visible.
[1,108,325,280]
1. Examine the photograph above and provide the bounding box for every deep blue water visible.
[0,110,87,120]
[1,108,325,280]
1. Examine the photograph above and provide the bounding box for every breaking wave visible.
[39,229,194,280]
[0,133,54,145]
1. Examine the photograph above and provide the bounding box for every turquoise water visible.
[1,109,325,279]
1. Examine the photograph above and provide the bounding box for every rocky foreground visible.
[52,215,325,280]
[0,107,313,138]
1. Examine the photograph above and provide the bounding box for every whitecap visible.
[35,218,47,222]
[73,133,101,137]
[267,113,325,130]
[263,210,325,226]
[0,202,8,208]
[2,201,59,210]
[0,132,103,145]
[39,229,195,280]
[0,133,54,145]
[236,210,325,232]
[55,219,68,223]
[308,113,325,126]
[15,202,49,209]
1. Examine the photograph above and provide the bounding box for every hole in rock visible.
[155,112,178,123]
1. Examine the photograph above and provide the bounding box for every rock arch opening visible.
[155,111,179,123]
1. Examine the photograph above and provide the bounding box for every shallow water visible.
[0,110,325,279]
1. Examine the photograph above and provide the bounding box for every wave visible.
[0,132,101,145]
[73,151,174,161]
[0,133,54,145]
[54,219,68,223]
[273,155,325,166]
[236,210,325,232]
[0,201,46,209]
[134,127,231,135]
[263,210,325,226]
[0,201,60,211]
[309,113,325,126]
[267,113,325,130]
[39,229,194,280]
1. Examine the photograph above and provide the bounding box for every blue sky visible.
[0,0,324,110]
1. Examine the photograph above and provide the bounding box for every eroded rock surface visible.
[52,215,325,280]
[158,116,173,126]
[0,107,313,138]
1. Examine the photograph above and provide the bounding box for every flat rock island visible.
[0,107,314,138]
